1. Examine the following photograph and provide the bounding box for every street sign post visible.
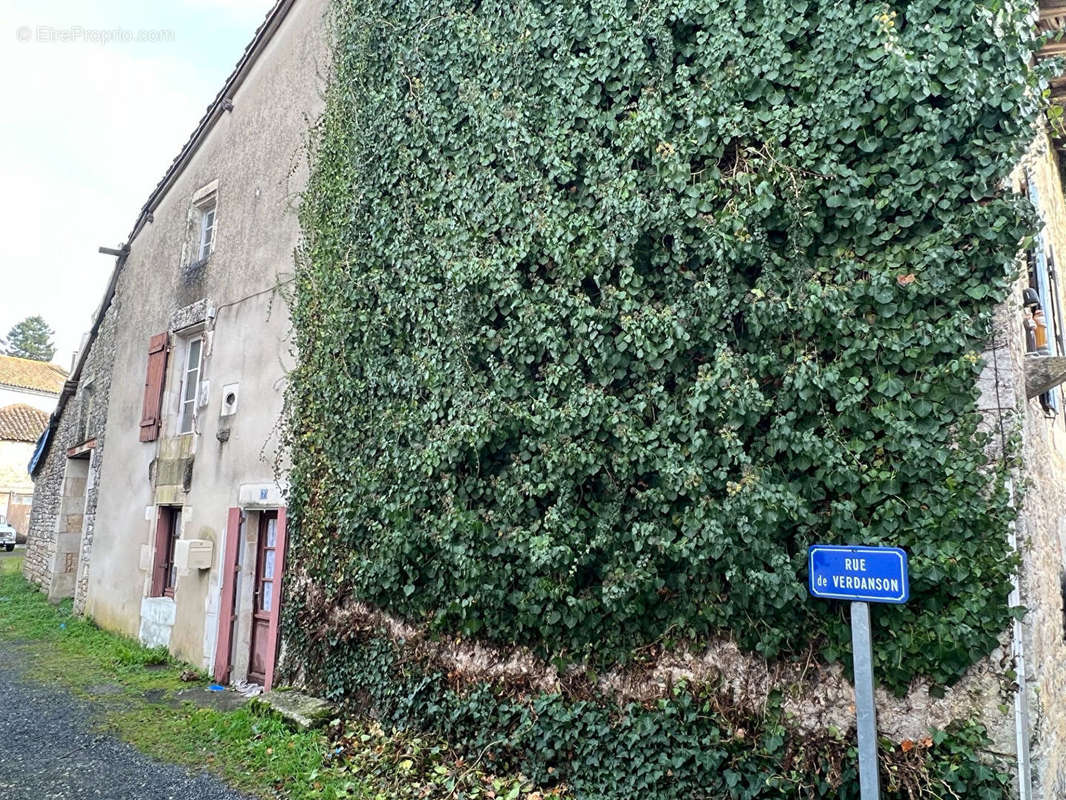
[808,545,910,800]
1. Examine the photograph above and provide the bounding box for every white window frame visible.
[197,204,216,262]
[178,337,204,435]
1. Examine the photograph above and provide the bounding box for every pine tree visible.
[4,316,56,362]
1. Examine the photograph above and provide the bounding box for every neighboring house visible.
[0,403,49,539]
[0,354,66,542]
[24,0,328,692]
[0,353,66,413]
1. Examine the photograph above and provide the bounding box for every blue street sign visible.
[808,545,909,604]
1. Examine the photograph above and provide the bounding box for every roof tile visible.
[0,404,50,443]
[0,354,67,395]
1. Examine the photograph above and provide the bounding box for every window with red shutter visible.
[139,332,169,442]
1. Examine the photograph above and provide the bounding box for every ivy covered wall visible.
[284,0,1047,795]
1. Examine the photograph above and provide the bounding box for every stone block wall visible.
[965,131,1066,800]
[23,298,118,613]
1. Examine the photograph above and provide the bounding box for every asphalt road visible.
[0,544,24,559]
[0,643,251,799]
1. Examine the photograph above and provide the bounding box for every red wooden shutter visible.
[139,332,169,442]
[213,507,243,684]
[150,509,171,597]
[263,506,288,691]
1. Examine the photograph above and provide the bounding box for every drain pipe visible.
[1006,477,1033,800]
[987,278,1033,799]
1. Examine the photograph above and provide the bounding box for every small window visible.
[198,204,215,261]
[80,381,95,443]
[152,506,181,598]
[179,338,203,435]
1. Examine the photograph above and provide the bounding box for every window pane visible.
[266,518,277,548]
[186,339,201,373]
[261,581,273,611]
[182,372,198,403]
[264,549,275,580]
[200,208,215,260]
[180,400,194,434]
[180,340,202,433]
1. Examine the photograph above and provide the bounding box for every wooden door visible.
[213,508,243,684]
[248,511,279,685]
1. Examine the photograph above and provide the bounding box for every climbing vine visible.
[284,0,1045,794]
[284,623,1014,799]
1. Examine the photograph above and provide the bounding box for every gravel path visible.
[0,646,253,800]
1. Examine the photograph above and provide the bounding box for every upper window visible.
[198,203,216,262]
[1024,171,1064,420]
[178,338,203,434]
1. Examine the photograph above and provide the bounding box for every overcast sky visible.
[0,0,277,369]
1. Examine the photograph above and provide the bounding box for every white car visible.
[0,516,15,552]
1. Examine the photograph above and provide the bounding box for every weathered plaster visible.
[139,596,176,649]
[80,0,329,671]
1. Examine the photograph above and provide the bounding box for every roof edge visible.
[126,0,297,246]
[0,383,61,398]
[33,0,301,474]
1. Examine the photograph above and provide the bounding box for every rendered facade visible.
[24,0,329,689]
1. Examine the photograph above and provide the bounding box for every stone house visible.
[23,299,117,606]
[23,0,329,689]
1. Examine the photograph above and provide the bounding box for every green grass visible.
[108,705,361,799]
[0,556,185,694]
[0,556,361,798]
[0,557,561,800]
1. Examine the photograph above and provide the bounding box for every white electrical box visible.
[174,539,214,571]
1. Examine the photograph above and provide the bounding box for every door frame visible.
[212,507,243,684]
[213,506,287,689]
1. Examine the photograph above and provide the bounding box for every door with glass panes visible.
[248,510,279,684]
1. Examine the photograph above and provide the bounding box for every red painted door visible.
[248,511,279,685]
[213,508,243,684]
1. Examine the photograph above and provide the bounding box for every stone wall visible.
[23,300,118,613]
[1004,132,1066,800]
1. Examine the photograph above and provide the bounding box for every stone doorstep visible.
[251,689,334,731]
